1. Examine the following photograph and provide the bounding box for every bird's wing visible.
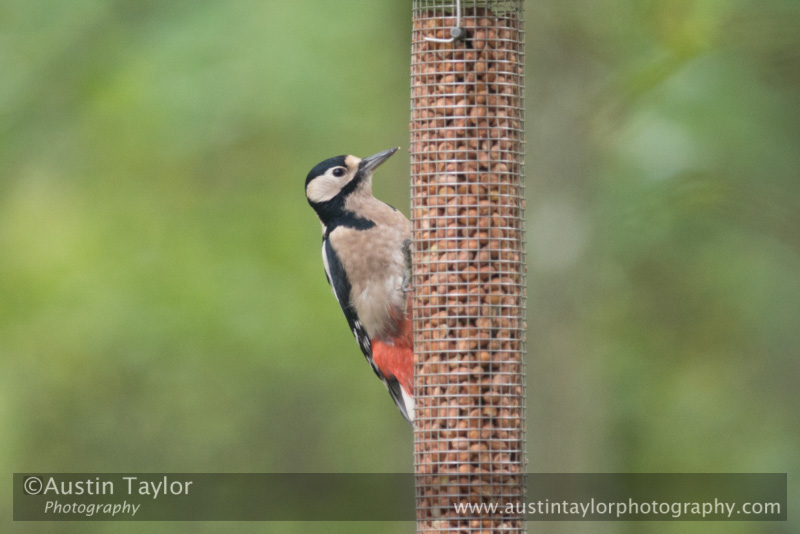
[322,237,377,373]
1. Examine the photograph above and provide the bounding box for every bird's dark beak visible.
[360,147,399,174]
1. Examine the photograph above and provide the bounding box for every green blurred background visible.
[1,0,798,533]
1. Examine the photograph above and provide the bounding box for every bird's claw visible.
[401,238,413,294]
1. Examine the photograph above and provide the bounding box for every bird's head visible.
[305,147,398,223]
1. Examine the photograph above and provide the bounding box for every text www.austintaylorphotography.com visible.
[454,498,783,520]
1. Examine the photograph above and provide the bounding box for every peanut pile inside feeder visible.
[410,5,526,528]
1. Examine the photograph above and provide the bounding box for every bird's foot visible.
[401,239,413,294]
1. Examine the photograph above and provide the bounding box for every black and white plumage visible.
[305,148,415,423]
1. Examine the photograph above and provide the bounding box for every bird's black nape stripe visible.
[306,154,376,234]
[322,212,375,239]
[311,185,376,237]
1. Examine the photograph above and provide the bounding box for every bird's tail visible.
[372,340,415,424]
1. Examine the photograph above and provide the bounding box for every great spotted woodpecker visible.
[305,147,414,424]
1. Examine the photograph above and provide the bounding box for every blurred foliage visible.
[1,0,798,533]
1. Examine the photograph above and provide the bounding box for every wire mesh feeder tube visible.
[410,1,526,532]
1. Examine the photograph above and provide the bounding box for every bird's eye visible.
[332,167,346,178]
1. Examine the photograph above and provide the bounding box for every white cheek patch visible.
[307,175,344,203]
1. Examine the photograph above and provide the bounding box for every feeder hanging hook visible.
[423,0,467,43]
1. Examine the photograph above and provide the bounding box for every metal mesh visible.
[410,1,526,532]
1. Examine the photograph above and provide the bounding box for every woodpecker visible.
[305,147,414,424]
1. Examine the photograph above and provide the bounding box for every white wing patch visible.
[321,240,339,302]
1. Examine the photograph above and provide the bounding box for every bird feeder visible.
[410,0,527,532]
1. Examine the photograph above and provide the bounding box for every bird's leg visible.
[401,239,413,295]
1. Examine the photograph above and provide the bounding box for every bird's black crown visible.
[305,155,348,187]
